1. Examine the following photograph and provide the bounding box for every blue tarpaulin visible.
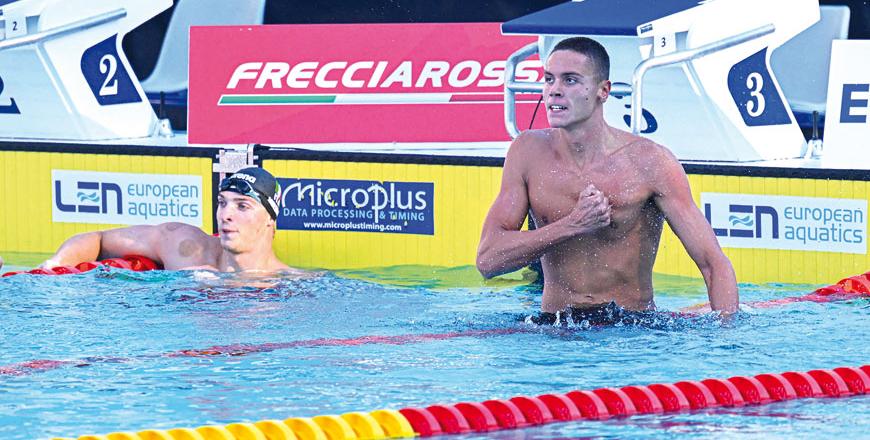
[502,0,703,36]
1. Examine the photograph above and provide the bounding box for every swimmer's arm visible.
[42,224,178,268]
[477,135,591,278]
[651,149,738,314]
[41,231,103,268]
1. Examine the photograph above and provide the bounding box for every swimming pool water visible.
[0,265,867,439]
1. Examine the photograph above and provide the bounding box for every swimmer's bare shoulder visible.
[141,222,220,269]
[160,222,218,249]
[615,133,679,175]
[514,128,561,150]
[630,138,685,189]
[507,128,561,169]
[160,221,210,235]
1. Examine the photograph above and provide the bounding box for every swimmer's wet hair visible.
[550,37,610,82]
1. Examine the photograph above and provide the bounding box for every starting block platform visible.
[501,0,820,162]
[0,0,171,140]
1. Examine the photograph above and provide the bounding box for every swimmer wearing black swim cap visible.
[40,167,292,273]
[218,167,282,220]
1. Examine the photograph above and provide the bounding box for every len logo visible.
[55,180,123,214]
[704,203,779,239]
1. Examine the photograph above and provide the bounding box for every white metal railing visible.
[503,23,776,137]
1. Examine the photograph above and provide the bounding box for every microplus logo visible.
[52,170,203,226]
[701,193,867,254]
[277,178,434,235]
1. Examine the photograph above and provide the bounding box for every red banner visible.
[188,23,545,144]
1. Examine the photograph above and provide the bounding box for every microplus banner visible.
[52,170,203,226]
[701,192,867,254]
[277,178,434,235]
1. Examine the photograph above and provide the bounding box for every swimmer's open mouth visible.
[548,105,568,111]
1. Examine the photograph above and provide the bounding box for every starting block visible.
[0,0,171,141]
[502,0,820,162]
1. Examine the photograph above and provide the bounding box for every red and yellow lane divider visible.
[57,365,869,439]
[1,255,160,277]
[58,410,414,440]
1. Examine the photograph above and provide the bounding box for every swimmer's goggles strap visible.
[218,178,279,219]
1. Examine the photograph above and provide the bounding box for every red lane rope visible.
[679,272,870,312]
[0,328,527,376]
[399,365,870,437]
[5,257,867,308]
[0,359,72,376]
[1,255,160,277]
[5,256,867,309]
[166,328,527,357]
[2,261,867,377]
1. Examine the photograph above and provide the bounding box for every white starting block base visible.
[0,0,171,141]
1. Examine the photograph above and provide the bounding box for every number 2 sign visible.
[80,35,142,106]
[0,74,20,114]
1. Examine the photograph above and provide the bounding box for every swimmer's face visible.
[217,191,273,253]
[543,50,610,130]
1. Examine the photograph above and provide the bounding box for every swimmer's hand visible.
[680,302,712,314]
[565,184,612,234]
[0,255,3,270]
[38,258,62,270]
[680,302,738,322]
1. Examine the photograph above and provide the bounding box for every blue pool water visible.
[0,266,867,439]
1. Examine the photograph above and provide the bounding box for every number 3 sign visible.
[726,48,790,126]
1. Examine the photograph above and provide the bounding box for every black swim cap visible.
[219,167,281,219]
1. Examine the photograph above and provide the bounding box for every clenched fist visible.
[564,184,611,234]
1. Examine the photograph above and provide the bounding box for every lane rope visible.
[57,364,870,439]
[3,264,868,377]
[1,255,160,277]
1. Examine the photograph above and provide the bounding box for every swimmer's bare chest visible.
[525,146,665,309]
[526,151,655,237]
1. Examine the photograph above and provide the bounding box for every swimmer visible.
[477,37,738,315]
[0,255,4,271]
[41,167,292,273]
